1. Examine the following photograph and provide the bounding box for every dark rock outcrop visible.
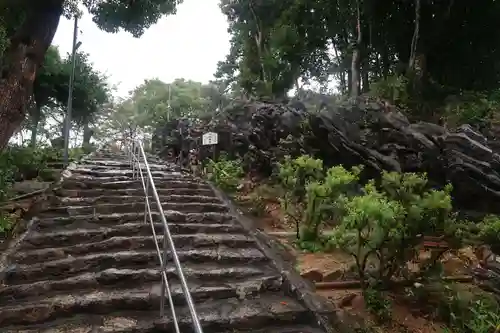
[155,97,500,215]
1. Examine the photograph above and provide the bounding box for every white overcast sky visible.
[52,0,230,97]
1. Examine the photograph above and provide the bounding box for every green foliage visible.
[369,75,410,106]
[0,146,64,201]
[277,155,324,239]
[206,155,244,193]
[436,284,500,333]
[476,215,500,254]
[363,287,392,323]
[328,172,466,288]
[97,78,223,141]
[0,212,14,235]
[443,90,500,127]
[277,155,361,245]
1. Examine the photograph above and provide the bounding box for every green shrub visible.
[328,172,468,288]
[278,155,324,239]
[443,90,500,127]
[363,287,392,323]
[476,215,500,254]
[0,212,14,235]
[206,155,244,192]
[0,146,64,202]
[436,284,500,333]
[277,155,361,246]
[369,75,410,106]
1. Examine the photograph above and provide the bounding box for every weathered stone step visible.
[17,233,256,256]
[1,294,313,332]
[81,158,168,166]
[0,265,277,301]
[57,194,221,206]
[83,156,163,163]
[67,175,193,183]
[61,179,210,190]
[4,323,325,333]
[40,201,228,217]
[33,219,241,235]
[71,163,174,171]
[35,211,235,230]
[67,166,191,177]
[0,271,282,308]
[5,248,268,284]
[55,187,215,198]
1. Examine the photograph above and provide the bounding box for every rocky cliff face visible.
[154,97,500,215]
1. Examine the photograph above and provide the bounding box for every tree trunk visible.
[30,107,40,148]
[408,0,421,71]
[0,0,63,151]
[82,122,93,146]
[361,62,370,93]
[351,0,362,97]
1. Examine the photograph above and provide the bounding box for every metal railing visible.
[125,138,203,333]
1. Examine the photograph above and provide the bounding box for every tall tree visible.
[217,0,500,112]
[29,46,109,147]
[0,0,182,150]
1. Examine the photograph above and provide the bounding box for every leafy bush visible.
[369,75,410,106]
[300,165,361,246]
[0,146,67,202]
[277,155,361,246]
[476,215,500,254]
[206,155,244,192]
[0,212,14,235]
[328,172,468,288]
[435,284,500,333]
[363,287,392,323]
[278,155,324,238]
[443,90,500,127]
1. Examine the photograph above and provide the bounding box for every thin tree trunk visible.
[30,107,40,148]
[351,0,362,97]
[0,0,63,150]
[408,0,421,71]
[82,122,93,146]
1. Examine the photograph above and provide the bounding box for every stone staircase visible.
[0,150,335,333]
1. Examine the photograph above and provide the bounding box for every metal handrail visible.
[125,138,203,333]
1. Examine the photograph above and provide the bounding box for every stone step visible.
[35,211,235,230]
[0,265,277,300]
[55,187,216,198]
[17,233,256,255]
[57,194,221,206]
[61,179,210,190]
[40,201,229,217]
[5,248,269,284]
[0,272,282,309]
[80,158,163,166]
[68,167,192,178]
[1,294,315,332]
[72,163,175,171]
[32,219,242,235]
[83,156,163,163]
[33,216,238,234]
[67,175,194,183]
